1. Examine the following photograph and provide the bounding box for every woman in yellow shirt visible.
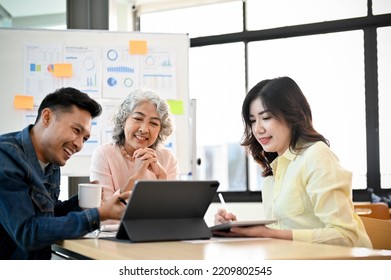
[214,76,372,248]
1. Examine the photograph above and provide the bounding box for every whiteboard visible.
[0,28,191,177]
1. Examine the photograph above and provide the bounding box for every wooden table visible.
[52,237,391,260]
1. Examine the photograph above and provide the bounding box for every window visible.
[140,1,243,38]
[378,26,391,189]
[189,43,246,191]
[246,0,367,30]
[139,0,391,200]
[248,31,366,190]
[373,0,391,15]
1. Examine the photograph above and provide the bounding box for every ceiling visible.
[0,0,232,18]
[0,0,65,17]
[0,0,233,28]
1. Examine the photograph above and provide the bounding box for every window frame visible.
[138,1,391,202]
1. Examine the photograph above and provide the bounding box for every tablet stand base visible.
[116,218,212,242]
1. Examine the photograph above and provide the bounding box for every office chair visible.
[354,202,390,220]
[360,217,391,250]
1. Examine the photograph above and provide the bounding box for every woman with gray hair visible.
[90,89,179,201]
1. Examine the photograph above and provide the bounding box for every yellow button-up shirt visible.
[262,141,372,248]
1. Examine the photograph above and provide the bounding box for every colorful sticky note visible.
[53,64,73,77]
[167,99,184,115]
[14,95,34,109]
[129,40,148,55]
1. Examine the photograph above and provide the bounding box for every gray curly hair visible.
[112,88,174,149]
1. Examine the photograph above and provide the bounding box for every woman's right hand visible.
[131,148,158,176]
[214,208,237,225]
[120,149,156,194]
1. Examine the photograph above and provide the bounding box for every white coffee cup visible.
[78,183,102,208]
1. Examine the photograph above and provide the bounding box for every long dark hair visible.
[241,77,329,177]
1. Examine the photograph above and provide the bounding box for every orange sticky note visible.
[14,95,34,109]
[129,40,147,55]
[53,64,73,77]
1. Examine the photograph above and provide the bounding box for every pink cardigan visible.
[90,142,179,200]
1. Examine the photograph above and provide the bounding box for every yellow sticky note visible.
[14,95,34,109]
[167,100,184,115]
[129,40,148,55]
[53,64,73,77]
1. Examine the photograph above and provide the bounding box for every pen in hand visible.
[218,193,231,214]
[118,197,127,206]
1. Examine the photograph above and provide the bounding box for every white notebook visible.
[209,220,276,232]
